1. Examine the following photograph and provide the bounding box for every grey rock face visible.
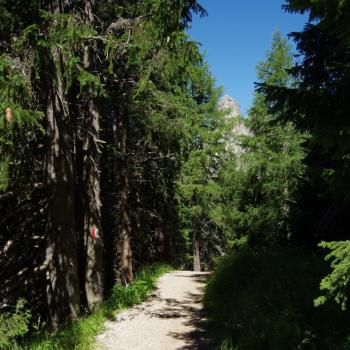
[218,95,250,156]
[218,95,241,118]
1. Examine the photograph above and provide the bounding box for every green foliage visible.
[262,0,350,316]
[218,30,306,248]
[0,55,42,127]
[315,241,350,310]
[105,265,171,311]
[263,0,350,226]
[176,63,227,267]
[15,10,104,97]
[142,0,207,33]
[0,158,9,190]
[1,0,212,335]
[256,30,293,88]
[2,0,350,347]
[205,251,350,350]
[0,54,43,192]
[0,299,31,349]
[234,122,306,246]
[22,265,172,350]
[76,70,106,98]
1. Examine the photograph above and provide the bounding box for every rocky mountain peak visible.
[218,95,250,156]
[218,95,240,118]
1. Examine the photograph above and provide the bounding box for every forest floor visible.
[95,271,212,350]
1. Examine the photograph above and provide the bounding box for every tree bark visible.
[116,115,133,284]
[81,0,104,311]
[100,105,118,292]
[44,44,80,328]
[192,216,201,272]
[155,209,166,261]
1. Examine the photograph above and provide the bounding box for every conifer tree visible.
[221,30,306,248]
[0,0,223,330]
[263,0,350,308]
[177,64,225,271]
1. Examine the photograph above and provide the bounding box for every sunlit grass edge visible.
[21,264,172,350]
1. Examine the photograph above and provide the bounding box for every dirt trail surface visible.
[96,271,212,350]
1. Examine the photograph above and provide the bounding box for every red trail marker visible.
[91,227,96,239]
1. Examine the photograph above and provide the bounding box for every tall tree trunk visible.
[81,0,104,310]
[192,215,201,272]
[116,115,133,284]
[155,208,166,261]
[45,44,80,328]
[100,105,118,292]
[283,176,291,240]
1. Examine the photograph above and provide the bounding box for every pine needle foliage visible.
[315,241,350,310]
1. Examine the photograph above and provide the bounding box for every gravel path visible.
[95,271,212,350]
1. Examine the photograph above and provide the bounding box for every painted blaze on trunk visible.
[82,51,104,310]
[81,0,104,310]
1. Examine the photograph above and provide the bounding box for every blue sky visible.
[188,0,309,115]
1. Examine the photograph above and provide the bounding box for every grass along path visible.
[22,265,172,350]
[96,271,211,350]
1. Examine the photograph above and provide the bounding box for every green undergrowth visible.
[19,264,172,350]
[0,299,31,349]
[204,250,350,350]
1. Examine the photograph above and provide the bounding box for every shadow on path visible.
[161,273,214,349]
[96,271,214,350]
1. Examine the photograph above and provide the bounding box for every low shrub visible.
[204,250,350,350]
[0,299,31,349]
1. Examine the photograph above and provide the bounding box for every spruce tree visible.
[263,0,350,309]
[221,30,306,248]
